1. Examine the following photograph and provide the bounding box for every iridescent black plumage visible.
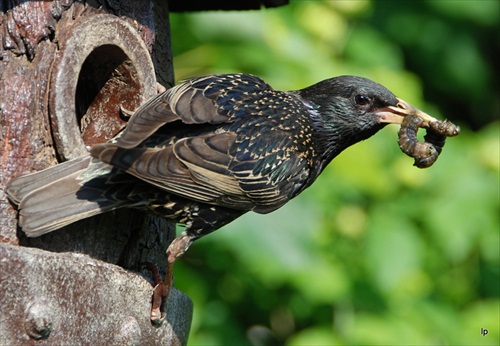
[8,73,443,321]
[7,73,405,239]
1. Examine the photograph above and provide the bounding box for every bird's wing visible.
[114,74,271,149]
[94,132,311,212]
[229,135,312,213]
[93,132,245,204]
[92,74,313,211]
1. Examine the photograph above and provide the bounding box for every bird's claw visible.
[141,234,193,325]
[157,82,167,94]
[119,105,135,121]
[144,262,173,326]
[150,282,167,325]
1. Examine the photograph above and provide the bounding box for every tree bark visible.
[0,1,191,344]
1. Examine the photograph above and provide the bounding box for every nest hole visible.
[75,44,143,145]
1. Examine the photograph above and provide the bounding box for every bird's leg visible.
[145,218,195,324]
[148,205,247,324]
[146,262,168,323]
[149,232,194,325]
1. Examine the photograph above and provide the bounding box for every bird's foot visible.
[119,83,165,123]
[144,234,193,326]
[144,261,173,326]
[119,105,135,121]
[157,82,167,94]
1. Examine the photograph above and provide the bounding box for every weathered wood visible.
[0,1,191,344]
[0,244,192,345]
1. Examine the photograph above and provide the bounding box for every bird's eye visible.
[354,94,371,106]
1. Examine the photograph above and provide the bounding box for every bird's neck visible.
[306,106,382,173]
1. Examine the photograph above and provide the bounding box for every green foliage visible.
[169,1,499,345]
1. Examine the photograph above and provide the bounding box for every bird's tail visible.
[6,156,126,237]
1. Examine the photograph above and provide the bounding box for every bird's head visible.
[297,75,437,162]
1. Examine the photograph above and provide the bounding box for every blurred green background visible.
[168,1,499,345]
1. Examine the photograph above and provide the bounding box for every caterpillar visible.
[398,115,460,168]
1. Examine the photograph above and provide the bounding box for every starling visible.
[6,73,441,322]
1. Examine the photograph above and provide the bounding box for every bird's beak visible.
[376,98,438,127]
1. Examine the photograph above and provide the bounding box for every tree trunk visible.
[0,1,192,344]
